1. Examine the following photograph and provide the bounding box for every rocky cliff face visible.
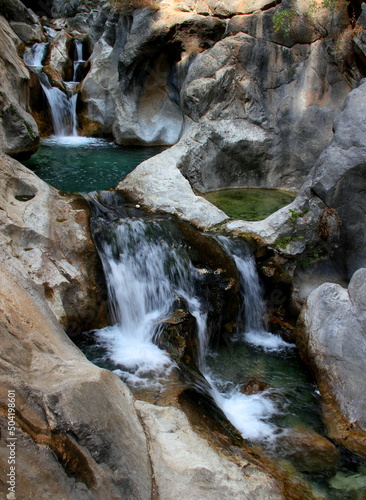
[22,0,357,190]
[0,15,40,158]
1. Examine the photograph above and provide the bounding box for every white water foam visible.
[93,220,289,441]
[42,136,112,147]
[244,330,295,351]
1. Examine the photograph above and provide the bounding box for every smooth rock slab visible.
[298,268,366,454]
[118,146,228,229]
[135,401,283,500]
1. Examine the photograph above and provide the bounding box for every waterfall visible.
[24,42,79,137]
[72,39,85,83]
[92,217,208,388]
[86,208,293,441]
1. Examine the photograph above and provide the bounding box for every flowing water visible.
[76,202,366,499]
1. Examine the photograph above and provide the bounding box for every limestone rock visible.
[117,145,229,229]
[0,16,39,158]
[0,152,105,332]
[45,29,73,82]
[9,20,45,44]
[0,266,152,500]
[309,79,366,277]
[135,401,283,500]
[297,268,366,454]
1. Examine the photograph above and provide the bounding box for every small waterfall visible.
[24,42,79,137]
[23,42,48,68]
[72,39,85,83]
[92,217,208,388]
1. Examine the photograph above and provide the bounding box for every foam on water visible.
[244,330,295,351]
[42,136,113,147]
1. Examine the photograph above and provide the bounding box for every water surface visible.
[22,136,166,193]
[202,188,295,221]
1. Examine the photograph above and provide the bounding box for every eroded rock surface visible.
[0,16,39,158]
[297,268,366,455]
[0,152,104,332]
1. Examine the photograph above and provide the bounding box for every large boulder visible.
[135,401,283,500]
[0,16,39,158]
[309,79,366,278]
[297,268,366,455]
[117,144,228,229]
[0,152,105,332]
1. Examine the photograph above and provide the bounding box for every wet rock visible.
[276,426,340,474]
[44,29,73,82]
[157,309,199,372]
[0,16,39,158]
[240,377,271,395]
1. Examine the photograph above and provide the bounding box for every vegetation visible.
[288,208,309,225]
[275,235,304,249]
[273,0,341,37]
[298,244,327,267]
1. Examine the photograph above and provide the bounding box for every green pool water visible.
[202,188,296,220]
[22,136,166,193]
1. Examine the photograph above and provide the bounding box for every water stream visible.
[24,40,81,136]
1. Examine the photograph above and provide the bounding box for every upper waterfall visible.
[24,41,79,137]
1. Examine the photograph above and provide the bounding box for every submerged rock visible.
[276,426,340,474]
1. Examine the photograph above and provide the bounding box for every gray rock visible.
[10,20,45,43]
[298,269,366,453]
[45,29,73,81]
[0,16,39,158]
[0,0,40,24]
[308,79,366,278]
[135,401,283,500]
[117,144,229,229]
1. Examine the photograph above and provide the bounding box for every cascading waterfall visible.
[72,39,85,82]
[206,237,293,441]
[216,237,291,350]
[93,217,208,389]
[89,210,292,441]
[24,41,80,137]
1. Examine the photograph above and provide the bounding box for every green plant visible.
[288,208,309,225]
[273,0,340,37]
[298,245,327,267]
[273,9,297,35]
[275,235,304,249]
